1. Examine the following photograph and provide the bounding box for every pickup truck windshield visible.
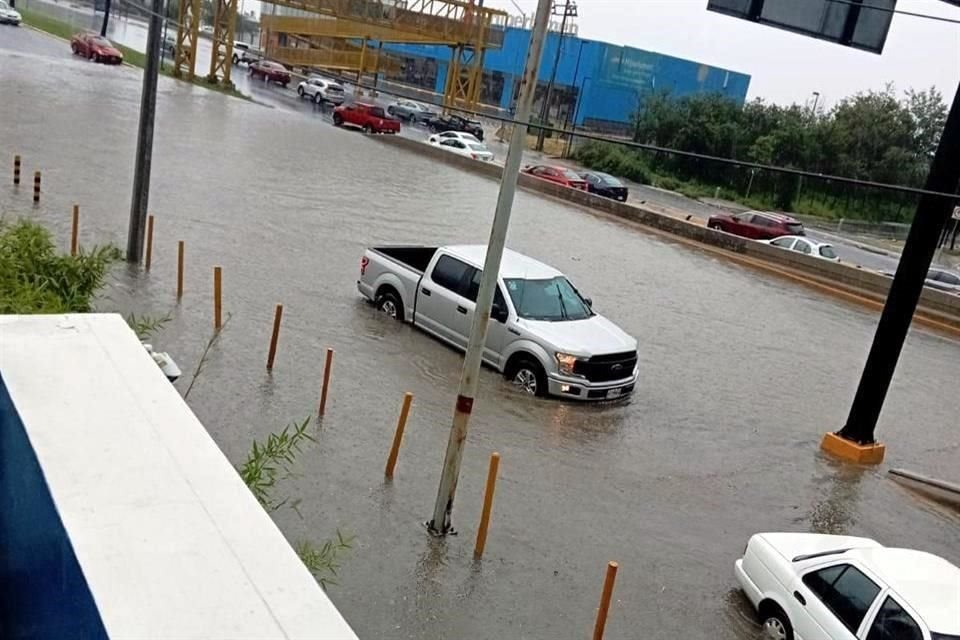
[505,277,591,321]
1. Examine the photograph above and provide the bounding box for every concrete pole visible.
[126,0,164,263]
[427,0,552,536]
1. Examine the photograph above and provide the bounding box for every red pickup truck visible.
[332,103,401,134]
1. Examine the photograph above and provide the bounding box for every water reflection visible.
[807,458,868,535]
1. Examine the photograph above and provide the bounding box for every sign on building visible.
[706,0,897,54]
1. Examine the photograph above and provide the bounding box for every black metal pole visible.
[535,1,570,151]
[560,39,583,157]
[838,79,960,444]
[126,0,164,263]
[99,0,111,36]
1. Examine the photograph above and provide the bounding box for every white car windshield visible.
[505,277,592,322]
[1,1,12,9]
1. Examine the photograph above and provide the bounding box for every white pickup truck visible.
[357,245,639,400]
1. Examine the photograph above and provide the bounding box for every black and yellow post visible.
[13,155,21,185]
[32,171,41,203]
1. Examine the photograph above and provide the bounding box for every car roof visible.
[355,102,378,108]
[846,547,960,634]
[444,246,562,280]
[748,210,801,224]
[770,235,830,247]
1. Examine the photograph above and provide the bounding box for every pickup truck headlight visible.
[555,352,580,376]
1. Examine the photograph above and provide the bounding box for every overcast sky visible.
[481,0,960,108]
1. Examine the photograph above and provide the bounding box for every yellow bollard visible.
[13,155,21,185]
[473,452,501,558]
[213,266,222,330]
[70,204,79,256]
[176,241,184,299]
[144,214,155,270]
[385,392,414,478]
[318,348,334,416]
[266,303,283,370]
[592,562,619,640]
[32,171,41,203]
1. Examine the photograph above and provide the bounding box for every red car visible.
[522,165,589,191]
[707,210,805,240]
[70,32,124,65]
[249,60,290,87]
[332,103,401,134]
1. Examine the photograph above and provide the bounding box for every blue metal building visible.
[380,27,751,131]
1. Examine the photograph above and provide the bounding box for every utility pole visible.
[427,0,552,536]
[835,79,960,449]
[535,0,577,152]
[126,0,164,263]
[100,0,111,36]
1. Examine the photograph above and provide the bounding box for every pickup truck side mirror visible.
[584,297,593,308]
[491,303,508,323]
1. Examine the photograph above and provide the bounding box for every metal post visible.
[564,76,588,159]
[535,1,573,152]
[838,80,960,446]
[427,0,552,536]
[100,0,111,36]
[126,0,163,263]
[561,40,584,158]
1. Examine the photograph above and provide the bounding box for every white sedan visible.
[766,235,840,262]
[428,130,481,145]
[735,532,960,640]
[430,137,494,162]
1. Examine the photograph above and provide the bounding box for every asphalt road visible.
[3,24,960,640]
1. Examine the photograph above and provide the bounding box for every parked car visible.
[522,165,589,191]
[162,33,177,57]
[358,245,638,400]
[297,76,345,105]
[735,532,960,640]
[248,60,290,87]
[387,100,437,123]
[232,41,262,65]
[332,103,400,134]
[431,137,494,162]
[708,210,806,240]
[428,131,481,145]
[925,268,960,294]
[765,235,840,262]
[70,32,124,64]
[0,0,22,25]
[426,114,484,141]
[579,171,628,201]
[200,24,214,35]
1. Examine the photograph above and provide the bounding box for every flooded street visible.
[2,31,959,639]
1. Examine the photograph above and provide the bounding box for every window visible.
[370,107,386,118]
[561,169,582,181]
[461,268,508,310]
[803,564,881,634]
[771,237,795,248]
[504,277,592,321]
[819,245,838,259]
[866,597,922,640]
[440,132,455,138]
[431,256,471,295]
[532,166,548,176]
[751,214,773,226]
[795,240,812,254]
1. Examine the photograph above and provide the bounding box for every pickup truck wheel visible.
[759,604,793,640]
[507,358,547,397]
[376,291,403,320]
[363,124,374,134]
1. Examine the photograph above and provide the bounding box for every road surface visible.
[3,25,959,640]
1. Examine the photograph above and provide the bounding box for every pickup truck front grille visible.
[574,351,637,382]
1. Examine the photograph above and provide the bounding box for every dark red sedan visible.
[249,60,290,87]
[70,32,124,65]
[522,165,589,190]
[707,210,805,240]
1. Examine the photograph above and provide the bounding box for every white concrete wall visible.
[0,314,358,640]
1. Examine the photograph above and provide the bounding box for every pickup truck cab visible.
[333,103,401,134]
[735,532,960,640]
[358,245,638,400]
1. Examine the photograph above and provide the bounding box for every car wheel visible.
[363,124,374,134]
[375,290,403,321]
[232,54,239,64]
[314,92,323,104]
[506,358,547,397]
[333,114,343,126]
[297,85,305,97]
[760,606,793,640]
[387,106,394,116]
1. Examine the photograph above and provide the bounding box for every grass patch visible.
[19,8,250,101]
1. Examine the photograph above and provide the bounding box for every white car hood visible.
[518,314,636,356]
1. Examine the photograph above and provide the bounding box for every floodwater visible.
[2,30,959,640]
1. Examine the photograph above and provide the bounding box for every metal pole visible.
[100,0,111,36]
[535,1,570,151]
[838,79,960,445]
[561,40,584,157]
[160,0,169,70]
[564,75,588,159]
[126,0,163,263]
[428,0,552,536]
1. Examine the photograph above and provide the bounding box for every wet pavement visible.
[3,27,960,640]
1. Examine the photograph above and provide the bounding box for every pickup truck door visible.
[789,563,882,640]
[416,254,471,346]
[452,267,509,366]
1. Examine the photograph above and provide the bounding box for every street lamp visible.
[535,0,578,152]
[811,90,821,113]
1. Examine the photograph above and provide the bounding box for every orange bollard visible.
[385,392,414,478]
[144,214,154,270]
[70,204,79,256]
[32,171,41,203]
[266,304,283,370]
[318,348,334,416]
[176,241,185,299]
[474,452,501,558]
[213,266,222,330]
[592,562,619,640]
[13,155,21,185]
